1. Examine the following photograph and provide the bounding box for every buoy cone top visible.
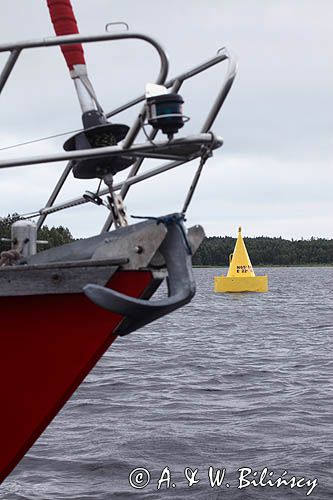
[227,226,255,277]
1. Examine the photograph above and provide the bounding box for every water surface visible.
[1,267,332,499]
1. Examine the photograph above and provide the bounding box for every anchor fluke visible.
[84,216,197,335]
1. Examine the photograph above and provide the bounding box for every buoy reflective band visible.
[46,0,85,70]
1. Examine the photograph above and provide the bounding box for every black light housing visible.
[146,93,184,139]
[63,123,135,179]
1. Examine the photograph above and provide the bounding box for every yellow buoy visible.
[214,227,268,293]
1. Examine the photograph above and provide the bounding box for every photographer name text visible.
[128,466,317,495]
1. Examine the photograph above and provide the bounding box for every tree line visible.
[1,214,332,265]
[192,235,333,266]
[0,214,73,253]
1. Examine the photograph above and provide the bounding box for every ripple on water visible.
[1,267,332,499]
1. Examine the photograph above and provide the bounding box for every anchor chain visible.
[103,174,128,228]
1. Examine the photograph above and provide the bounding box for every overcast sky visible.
[0,0,332,239]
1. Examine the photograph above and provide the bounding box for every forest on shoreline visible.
[0,214,73,253]
[192,235,333,266]
[1,214,332,266]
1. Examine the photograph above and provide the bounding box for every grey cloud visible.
[0,0,332,238]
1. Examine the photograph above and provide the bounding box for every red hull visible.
[0,270,153,483]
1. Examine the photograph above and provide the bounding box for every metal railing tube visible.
[106,53,229,119]
[101,78,183,232]
[200,48,237,133]
[36,161,73,230]
[0,50,21,94]
[0,31,169,229]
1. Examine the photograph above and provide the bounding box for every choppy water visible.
[1,267,333,499]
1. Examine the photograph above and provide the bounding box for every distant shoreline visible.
[193,236,333,267]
